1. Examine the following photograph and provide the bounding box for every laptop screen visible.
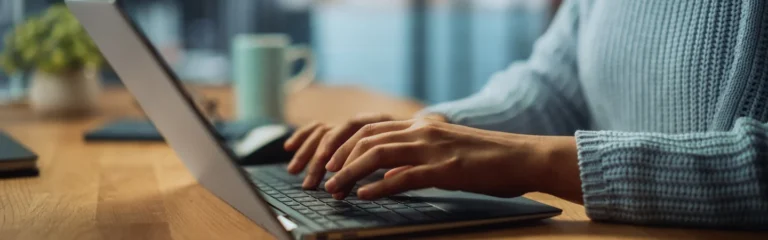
[66,1,291,239]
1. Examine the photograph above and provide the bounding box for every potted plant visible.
[0,4,104,117]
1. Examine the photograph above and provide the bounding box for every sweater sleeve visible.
[419,0,589,135]
[577,117,768,229]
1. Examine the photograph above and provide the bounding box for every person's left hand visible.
[322,118,579,200]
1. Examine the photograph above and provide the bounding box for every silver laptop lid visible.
[66,1,291,239]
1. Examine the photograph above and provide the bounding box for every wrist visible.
[419,113,449,123]
[535,136,584,204]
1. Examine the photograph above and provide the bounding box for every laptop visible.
[67,1,562,239]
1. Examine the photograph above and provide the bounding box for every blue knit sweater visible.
[423,0,768,228]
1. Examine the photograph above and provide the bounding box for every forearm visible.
[420,67,588,135]
[419,0,587,135]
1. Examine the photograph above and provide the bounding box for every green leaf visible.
[71,40,87,59]
[0,54,17,74]
[21,46,38,63]
[51,48,67,68]
[2,31,13,49]
[2,3,104,74]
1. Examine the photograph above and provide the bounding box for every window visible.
[0,0,553,103]
[0,0,22,92]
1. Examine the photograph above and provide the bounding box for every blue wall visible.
[312,1,549,103]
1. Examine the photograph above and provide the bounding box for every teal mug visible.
[232,34,315,122]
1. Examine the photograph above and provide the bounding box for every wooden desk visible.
[0,86,764,240]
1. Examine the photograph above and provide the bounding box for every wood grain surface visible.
[0,86,764,240]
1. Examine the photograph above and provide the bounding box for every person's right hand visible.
[284,113,396,189]
[283,113,447,189]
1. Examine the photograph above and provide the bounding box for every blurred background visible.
[0,0,558,106]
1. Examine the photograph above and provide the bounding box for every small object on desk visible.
[0,131,39,178]
[232,124,295,165]
[84,119,295,165]
[83,119,259,142]
[232,33,316,122]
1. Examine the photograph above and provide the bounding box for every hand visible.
[283,113,448,189]
[322,118,581,201]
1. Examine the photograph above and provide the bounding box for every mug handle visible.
[284,44,316,94]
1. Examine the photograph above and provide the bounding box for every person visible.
[283,0,768,228]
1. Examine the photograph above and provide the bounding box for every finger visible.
[330,132,419,199]
[303,138,334,188]
[326,120,413,171]
[287,125,328,174]
[356,164,441,200]
[330,184,355,200]
[384,166,412,179]
[342,129,418,170]
[315,114,394,161]
[303,157,327,189]
[325,142,423,194]
[312,114,394,175]
[284,122,321,151]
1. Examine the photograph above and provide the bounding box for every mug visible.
[232,34,315,122]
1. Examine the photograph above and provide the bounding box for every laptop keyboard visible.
[246,165,452,229]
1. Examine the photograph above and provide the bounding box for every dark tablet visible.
[84,119,259,142]
[0,131,38,178]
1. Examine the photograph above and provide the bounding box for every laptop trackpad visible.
[404,188,557,217]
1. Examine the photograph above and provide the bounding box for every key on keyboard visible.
[249,166,451,228]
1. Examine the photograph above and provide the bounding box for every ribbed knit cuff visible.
[575,130,611,220]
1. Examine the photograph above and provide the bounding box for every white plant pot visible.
[29,69,102,117]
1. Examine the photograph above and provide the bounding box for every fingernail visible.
[328,160,341,172]
[325,161,335,171]
[303,176,317,189]
[357,187,371,200]
[287,161,295,170]
[332,192,345,200]
[325,178,337,192]
[318,149,328,159]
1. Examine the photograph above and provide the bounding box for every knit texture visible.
[422,0,768,228]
